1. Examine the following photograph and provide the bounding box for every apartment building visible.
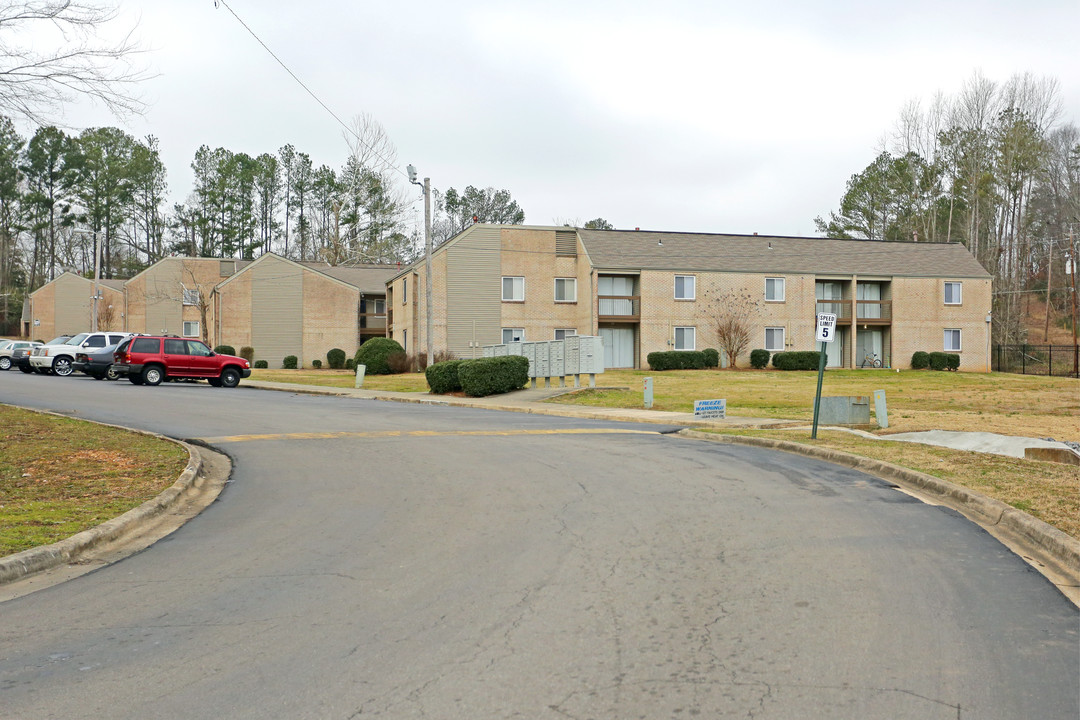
[27,272,125,341]
[387,225,993,371]
[124,257,250,342]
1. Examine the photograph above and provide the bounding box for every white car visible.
[29,332,132,376]
[0,340,42,370]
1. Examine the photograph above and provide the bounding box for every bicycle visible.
[861,351,882,368]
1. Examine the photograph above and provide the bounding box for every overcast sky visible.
[25,0,1080,240]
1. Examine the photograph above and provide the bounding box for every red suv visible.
[113,336,251,388]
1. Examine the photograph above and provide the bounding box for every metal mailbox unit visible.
[483,336,605,388]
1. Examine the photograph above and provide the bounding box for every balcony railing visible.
[359,313,387,332]
[598,295,640,322]
[816,300,851,320]
[816,300,892,323]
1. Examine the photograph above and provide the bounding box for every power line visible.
[213,0,408,182]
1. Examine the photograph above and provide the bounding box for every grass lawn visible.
[0,406,188,557]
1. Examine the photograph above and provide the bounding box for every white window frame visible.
[502,276,525,302]
[371,298,386,315]
[674,326,696,350]
[674,275,696,300]
[554,328,577,340]
[183,321,199,338]
[765,277,785,302]
[944,328,962,351]
[944,281,962,305]
[765,326,785,352]
[554,277,577,303]
[502,328,525,344]
[182,287,199,306]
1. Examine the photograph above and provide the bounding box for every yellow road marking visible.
[200,428,661,444]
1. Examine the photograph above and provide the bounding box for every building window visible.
[674,275,695,300]
[765,277,785,302]
[554,328,577,340]
[944,328,962,351]
[402,329,407,351]
[945,282,962,305]
[765,326,785,351]
[401,278,408,304]
[502,276,525,302]
[674,326,695,350]
[183,321,199,338]
[182,287,199,306]
[502,328,524,343]
[371,299,386,315]
[554,277,576,302]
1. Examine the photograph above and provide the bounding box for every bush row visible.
[911,351,960,371]
[647,350,707,370]
[770,351,821,371]
[425,356,530,397]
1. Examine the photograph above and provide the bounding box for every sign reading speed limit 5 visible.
[815,313,837,343]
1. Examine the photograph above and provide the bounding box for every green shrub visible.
[928,351,948,371]
[702,348,720,368]
[945,353,960,371]
[771,350,821,371]
[345,358,356,371]
[214,345,236,356]
[326,348,346,369]
[283,355,298,369]
[240,346,255,362]
[426,359,468,394]
[911,351,931,369]
[459,356,529,397]
[647,350,707,371]
[253,360,268,369]
[312,359,322,369]
[354,337,405,375]
[749,349,770,369]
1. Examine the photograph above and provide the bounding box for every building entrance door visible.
[600,326,634,368]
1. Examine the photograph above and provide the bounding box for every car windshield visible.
[45,335,71,345]
[0,340,12,350]
[66,333,90,345]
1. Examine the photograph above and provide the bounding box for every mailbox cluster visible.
[483,335,605,388]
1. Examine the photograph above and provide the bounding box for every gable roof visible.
[297,262,397,293]
[578,230,991,279]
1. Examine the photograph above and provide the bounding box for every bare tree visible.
[707,289,757,368]
[0,1,150,125]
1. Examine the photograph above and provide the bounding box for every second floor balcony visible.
[598,295,640,322]
[816,299,892,324]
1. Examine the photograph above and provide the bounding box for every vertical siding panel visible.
[55,276,89,334]
[446,227,500,358]
[252,257,303,367]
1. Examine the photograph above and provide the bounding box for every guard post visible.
[811,312,836,439]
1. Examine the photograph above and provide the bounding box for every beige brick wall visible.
[29,274,119,340]
[302,271,359,366]
[500,227,586,342]
[892,276,991,371]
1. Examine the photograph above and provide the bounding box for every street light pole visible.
[407,165,434,365]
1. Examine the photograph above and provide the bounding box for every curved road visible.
[0,373,1077,719]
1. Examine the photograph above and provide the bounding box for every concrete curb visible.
[678,429,1080,580]
[0,432,204,586]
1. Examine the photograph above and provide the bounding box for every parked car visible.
[112,336,251,387]
[0,340,42,370]
[30,332,131,376]
[11,343,40,373]
[73,343,122,380]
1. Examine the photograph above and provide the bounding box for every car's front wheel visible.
[0,356,11,370]
[141,365,164,386]
[219,368,240,388]
[53,356,74,376]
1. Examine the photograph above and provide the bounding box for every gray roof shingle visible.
[578,230,991,278]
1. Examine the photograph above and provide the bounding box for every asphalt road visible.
[1,372,1077,720]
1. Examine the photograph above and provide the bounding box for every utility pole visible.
[1069,225,1079,378]
[407,165,433,364]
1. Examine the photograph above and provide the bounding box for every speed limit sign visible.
[816,313,837,343]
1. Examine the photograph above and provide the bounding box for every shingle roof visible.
[578,230,991,278]
[298,262,398,293]
[99,279,126,290]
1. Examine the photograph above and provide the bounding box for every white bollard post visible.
[355,364,366,388]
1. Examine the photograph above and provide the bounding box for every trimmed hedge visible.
[345,358,356,371]
[283,355,298,369]
[253,360,268,369]
[214,345,236,356]
[945,353,960,371]
[458,356,529,397]
[426,359,468,394]
[771,350,821,371]
[326,348,346,369]
[240,346,255,362]
[749,349,770,369]
[312,359,322,369]
[354,337,405,375]
[911,351,930,369]
[928,352,949,371]
[702,348,720,368]
[647,350,707,371]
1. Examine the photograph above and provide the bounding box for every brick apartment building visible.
[27,272,125,341]
[387,225,993,371]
